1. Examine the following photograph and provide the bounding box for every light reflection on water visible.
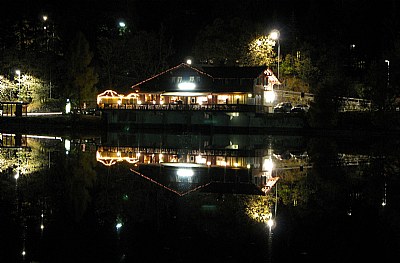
[0,132,399,262]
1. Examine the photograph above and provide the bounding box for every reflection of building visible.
[93,132,315,195]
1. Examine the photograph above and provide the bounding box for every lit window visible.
[189,76,195,82]
[177,76,182,83]
[171,77,176,83]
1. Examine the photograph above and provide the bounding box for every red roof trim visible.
[131,63,213,89]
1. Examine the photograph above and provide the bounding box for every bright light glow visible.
[22,251,26,256]
[248,93,252,98]
[137,100,142,105]
[117,99,122,105]
[177,168,194,177]
[41,224,44,230]
[119,21,126,27]
[14,170,20,180]
[247,164,251,169]
[186,59,192,65]
[265,90,276,103]
[234,163,239,167]
[177,82,196,90]
[267,218,274,228]
[116,222,123,229]
[162,162,203,167]
[195,155,207,164]
[262,158,274,171]
[15,70,21,75]
[65,100,71,114]
[64,139,71,152]
[207,161,211,166]
[42,15,48,21]
[270,30,280,40]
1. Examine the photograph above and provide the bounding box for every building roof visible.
[127,63,278,94]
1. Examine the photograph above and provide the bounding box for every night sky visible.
[2,0,399,61]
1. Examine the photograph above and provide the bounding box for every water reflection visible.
[0,131,399,262]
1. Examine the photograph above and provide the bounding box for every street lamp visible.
[270,30,280,80]
[385,59,390,87]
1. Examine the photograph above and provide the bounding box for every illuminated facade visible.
[97,63,280,113]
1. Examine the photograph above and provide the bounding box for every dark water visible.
[0,131,399,263]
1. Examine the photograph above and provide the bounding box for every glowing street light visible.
[385,59,390,87]
[270,30,280,80]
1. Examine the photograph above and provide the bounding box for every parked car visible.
[273,102,292,113]
[290,104,309,113]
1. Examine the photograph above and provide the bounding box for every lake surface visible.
[1,130,399,262]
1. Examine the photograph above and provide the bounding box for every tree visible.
[193,18,254,65]
[96,25,173,91]
[65,31,98,108]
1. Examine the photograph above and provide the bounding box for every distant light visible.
[22,251,26,256]
[14,170,20,180]
[207,161,211,166]
[177,82,196,90]
[42,15,48,21]
[186,59,192,65]
[41,224,44,230]
[116,222,123,229]
[15,70,21,75]
[177,168,194,177]
[385,59,390,65]
[119,21,126,28]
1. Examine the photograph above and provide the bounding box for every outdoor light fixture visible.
[119,21,126,27]
[178,82,196,90]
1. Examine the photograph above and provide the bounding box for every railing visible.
[100,103,258,112]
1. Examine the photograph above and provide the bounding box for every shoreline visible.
[0,114,399,138]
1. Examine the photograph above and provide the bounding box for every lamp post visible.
[385,59,390,87]
[270,30,280,80]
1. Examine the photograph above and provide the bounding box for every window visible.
[171,77,176,83]
[189,76,195,82]
[177,76,182,83]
